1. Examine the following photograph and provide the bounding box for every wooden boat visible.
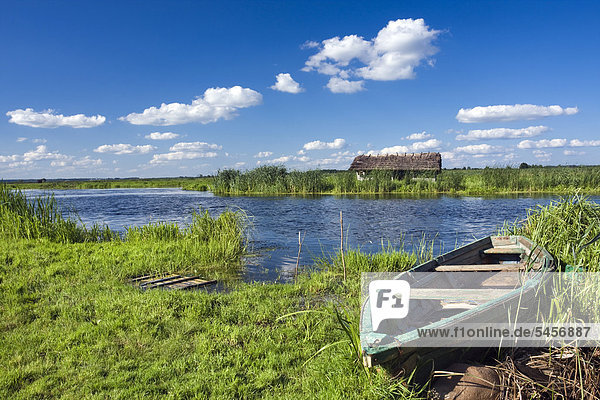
[360,235,556,374]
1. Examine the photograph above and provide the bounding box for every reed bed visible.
[0,185,248,266]
[213,165,600,195]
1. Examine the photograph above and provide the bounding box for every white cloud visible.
[456,125,549,141]
[31,138,47,144]
[564,149,585,156]
[454,144,503,154]
[23,145,69,162]
[301,40,320,49]
[569,139,600,147]
[517,139,567,149]
[120,86,263,126]
[326,77,365,93]
[533,150,551,161]
[405,131,431,140]
[94,144,156,155]
[368,139,442,155]
[0,154,20,163]
[149,151,218,164]
[169,141,222,151]
[145,132,180,140]
[303,138,346,150]
[254,151,273,158]
[410,139,442,151]
[456,104,578,123]
[73,156,102,167]
[6,108,106,128]
[304,18,440,90]
[258,155,311,165]
[270,73,304,93]
[16,137,27,142]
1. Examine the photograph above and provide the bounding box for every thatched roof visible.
[349,152,441,172]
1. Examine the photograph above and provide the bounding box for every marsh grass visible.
[213,165,600,195]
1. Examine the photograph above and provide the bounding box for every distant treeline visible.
[212,165,600,195]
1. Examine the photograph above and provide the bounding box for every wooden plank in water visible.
[129,274,217,291]
[483,247,525,255]
[410,288,515,301]
[434,263,525,272]
[144,275,201,289]
[139,274,182,287]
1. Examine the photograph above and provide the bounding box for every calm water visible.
[24,188,593,282]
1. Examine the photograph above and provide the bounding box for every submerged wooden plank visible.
[139,274,181,287]
[144,275,201,289]
[435,263,525,272]
[410,288,515,301]
[129,273,217,291]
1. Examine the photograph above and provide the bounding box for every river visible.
[24,188,591,282]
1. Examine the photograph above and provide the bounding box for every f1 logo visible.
[369,280,410,331]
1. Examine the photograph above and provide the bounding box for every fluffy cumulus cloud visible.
[569,139,600,147]
[533,150,551,162]
[259,155,310,165]
[456,104,578,123]
[368,139,442,155]
[94,144,156,155]
[149,141,222,165]
[517,139,567,149]
[326,77,365,93]
[304,18,440,92]
[169,142,222,151]
[120,86,263,126]
[270,73,304,93]
[254,151,273,158]
[0,145,79,169]
[303,138,346,150]
[456,125,549,141]
[405,131,431,140]
[149,151,218,164]
[6,108,106,128]
[454,144,503,154]
[145,132,180,140]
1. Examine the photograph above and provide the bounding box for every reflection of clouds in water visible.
[22,189,587,283]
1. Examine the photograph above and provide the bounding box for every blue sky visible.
[1,0,599,178]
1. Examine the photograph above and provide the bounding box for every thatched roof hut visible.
[349,152,442,172]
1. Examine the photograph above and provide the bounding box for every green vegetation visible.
[213,165,600,195]
[0,187,421,399]
[6,177,212,191]
[7,165,600,195]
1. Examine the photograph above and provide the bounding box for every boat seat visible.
[410,288,516,302]
[482,247,525,255]
[434,263,526,272]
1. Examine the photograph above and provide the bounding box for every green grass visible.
[212,165,600,195]
[6,177,212,191]
[0,186,423,399]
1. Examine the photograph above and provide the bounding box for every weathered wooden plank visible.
[144,275,201,289]
[410,288,515,301]
[139,274,181,287]
[434,263,525,272]
[483,247,525,255]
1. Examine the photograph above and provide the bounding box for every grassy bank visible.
[6,177,212,191]
[0,187,421,399]
[213,165,600,195]
[2,187,600,398]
